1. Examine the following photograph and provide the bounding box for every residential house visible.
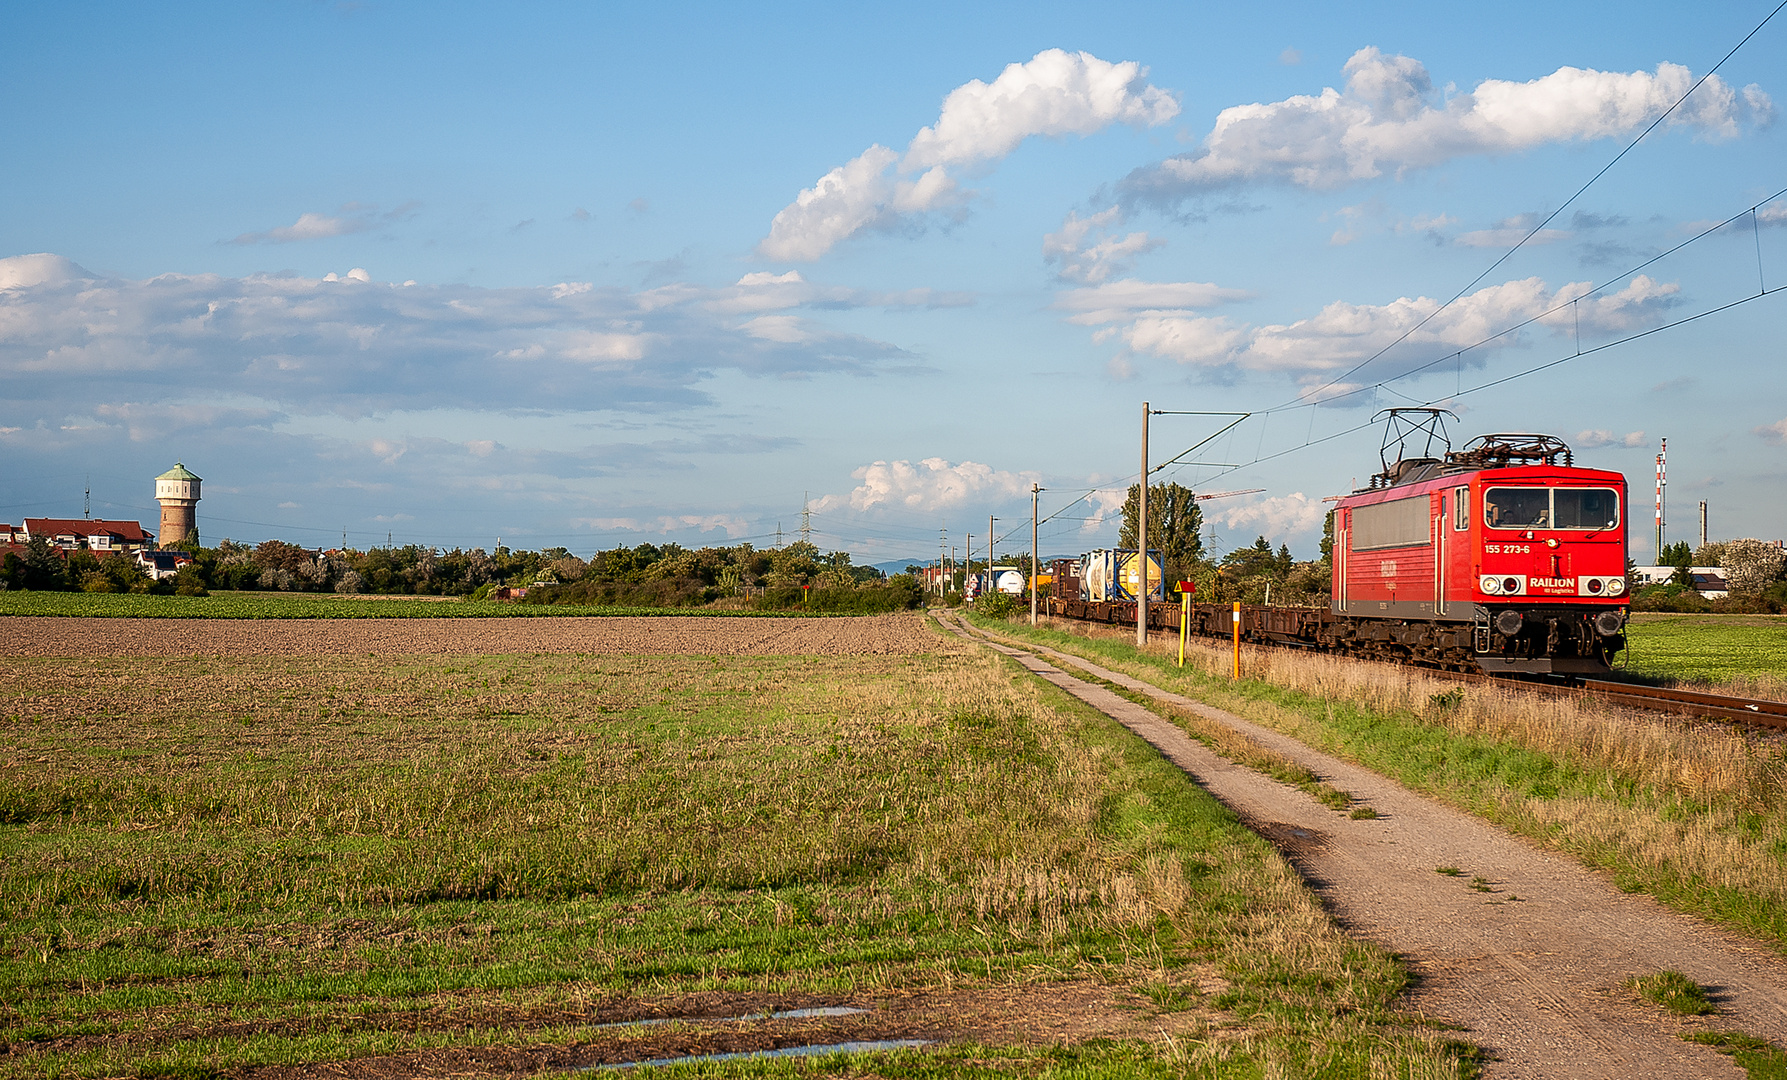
[136,550,194,581]
[23,518,155,553]
[1631,564,1729,600]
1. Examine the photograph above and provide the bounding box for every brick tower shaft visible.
[154,462,202,547]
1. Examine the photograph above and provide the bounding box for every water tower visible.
[155,462,201,547]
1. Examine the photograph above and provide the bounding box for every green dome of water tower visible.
[155,462,201,547]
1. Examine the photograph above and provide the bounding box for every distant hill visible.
[869,559,925,576]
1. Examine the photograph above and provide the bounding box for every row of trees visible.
[1641,538,1787,611]
[1,535,915,610]
[516,540,918,610]
[0,539,159,594]
[1655,540,1787,596]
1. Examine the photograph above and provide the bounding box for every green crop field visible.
[0,627,1471,1077]
[1622,613,1787,685]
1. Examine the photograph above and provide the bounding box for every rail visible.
[1577,679,1787,729]
[1022,599,1787,734]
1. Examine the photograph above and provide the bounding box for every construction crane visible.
[1194,488,1264,501]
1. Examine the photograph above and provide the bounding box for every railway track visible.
[1573,678,1787,729]
[1412,662,1787,729]
[1025,608,1787,733]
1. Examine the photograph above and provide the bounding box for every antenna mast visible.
[1655,438,1667,556]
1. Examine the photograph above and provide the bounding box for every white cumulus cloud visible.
[225,201,420,245]
[90,402,284,442]
[705,269,972,315]
[1574,429,1648,449]
[760,50,1178,261]
[1755,418,1787,446]
[1053,277,1252,327]
[815,457,1039,513]
[1453,211,1574,248]
[1214,492,1328,540]
[586,514,754,537]
[0,253,89,290]
[1123,47,1771,205]
[1081,486,1130,533]
[1075,273,1680,386]
[904,49,1179,170]
[1043,207,1165,283]
[0,253,938,424]
[228,212,372,245]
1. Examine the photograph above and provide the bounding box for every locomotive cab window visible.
[1485,487,1620,530]
[1553,488,1620,529]
[1453,486,1469,530]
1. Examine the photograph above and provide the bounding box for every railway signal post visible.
[1178,581,1195,666]
[1030,483,1041,626]
[1232,601,1241,679]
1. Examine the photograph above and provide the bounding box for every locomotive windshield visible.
[1485,487,1619,530]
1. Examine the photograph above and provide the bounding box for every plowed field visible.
[0,612,934,658]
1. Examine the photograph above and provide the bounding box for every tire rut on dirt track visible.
[941,612,1787,1079]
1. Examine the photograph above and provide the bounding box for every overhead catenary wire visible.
[28,16,1787,564]
[894,8,1787,559]
[1269,185,1787,414]
[1189,278,1786,496]
[1432,283,1783,400]
[1280,0,1787,414]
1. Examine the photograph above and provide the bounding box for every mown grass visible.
[972,613,1787,955]
[0,636,1474,1077]
[0,590,824,619]
[1623,613,1787,695]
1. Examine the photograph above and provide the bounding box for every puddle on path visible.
[590,1038,932,1069]
[593,1005,867,1029]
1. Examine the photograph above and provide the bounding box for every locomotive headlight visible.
[1607,577,1625,596]
[1586,578,1604,594]
[1503,576,1522,594]
[1480,575,1503,594]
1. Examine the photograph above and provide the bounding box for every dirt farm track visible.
[0,613,937,659]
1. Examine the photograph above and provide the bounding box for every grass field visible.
[976,614,1787,957]
[1623,613,1787,690]
[0,628,1474,1077]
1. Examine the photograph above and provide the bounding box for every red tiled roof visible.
[24,518,153,542]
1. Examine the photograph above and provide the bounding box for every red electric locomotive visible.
[1330,411,1628,674]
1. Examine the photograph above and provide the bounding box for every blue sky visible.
[3,1,1783,564]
